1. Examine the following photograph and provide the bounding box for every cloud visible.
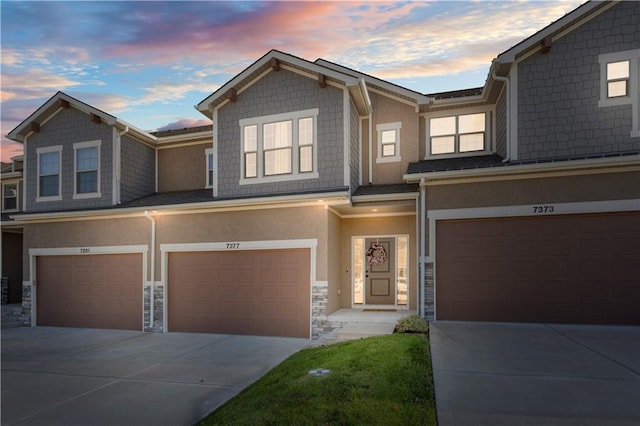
[0,139,23,163]
[132,82,219,106]
[155,118,212,132]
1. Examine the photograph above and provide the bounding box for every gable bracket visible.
[29,122,40,133]
[541,36,553,54]
[270,57,280,72]
[89,112,102,124]
[58,99,70,109]
[318,74,327,88]
[225,88,238,103]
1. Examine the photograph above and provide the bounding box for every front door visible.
[365,237,395,305]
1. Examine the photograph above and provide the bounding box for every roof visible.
[353,183,419,197]
[196,50,371,117]
[428,87,483,100]
[407,151,640,175]
[152,124,213,138]
[6,91,157,144]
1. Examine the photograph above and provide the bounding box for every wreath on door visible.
[366,243,387,266]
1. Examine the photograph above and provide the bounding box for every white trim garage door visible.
[436,212,640,324]
[36,253,143,330]
[168,249,311,338]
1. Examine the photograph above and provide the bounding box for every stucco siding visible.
[427,171,640,212]
[120,136,155,203]
[25,108,113,212]
[158,143,211,192]
[216,69,344,198]
[517,1,640,160]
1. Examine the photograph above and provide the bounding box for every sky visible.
[1,0,585,162]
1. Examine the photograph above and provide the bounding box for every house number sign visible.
[226,243,240,249]
[80,248,91,253]
[532,205,555,214]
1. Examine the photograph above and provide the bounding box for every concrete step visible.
[1,318,24,329]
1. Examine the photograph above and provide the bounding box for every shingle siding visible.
[495,87,507,158]
[517,1,640,161]
[25,107,113,212]
[349,98,360,192]
[216,69,345,198]
[120,136,155,203]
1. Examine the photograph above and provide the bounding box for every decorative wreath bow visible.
[366,243,387,266]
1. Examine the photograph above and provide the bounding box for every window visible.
[73,140,101,199]
[239,109,319,184]
[598,49,640,137]
[3,183,17,211]
[36,146,62,201]
[205,148,214,188]
[376,122,401,163]
[429,112,486,156]
[606,60,629,98]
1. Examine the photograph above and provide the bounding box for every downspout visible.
[115,126,129,205]
[144,211,156,330]
[419,178,426,318]
[492,71,510,162]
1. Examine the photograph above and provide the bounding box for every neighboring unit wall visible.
[25,108,113,212]
[369,92,419,184]
[349,98,360,191]
[120,136,155,203]
[158,143,211,192]
[426,171,640,212]
[517,1,640,160]
[216,69,345,198]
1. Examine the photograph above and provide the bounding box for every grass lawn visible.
[199,333,437,425]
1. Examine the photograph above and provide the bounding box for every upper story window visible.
[428,112,486,156]
[205,148,214,188]
[36,145,62,202]
[376,122,402,163]
[2,183,17,211]
[73,140,101,199]
[598,49,639,137]
[239,109,319,184]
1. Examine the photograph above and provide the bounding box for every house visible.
[3,0,639,338]
[1,155,24,304]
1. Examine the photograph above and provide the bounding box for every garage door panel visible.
[437,212,640,325]
[168,249,310,338]
[37,254,142,330]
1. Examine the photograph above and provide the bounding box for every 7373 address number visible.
[532,205,555,214]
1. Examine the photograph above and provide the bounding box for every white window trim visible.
[2,182,19,212]
[239,108,319,185]
[205,148,214,189]
[73,140,102,200]
[36,145,63,202]
[425,106,494,160]
[376,122,402,164]
[598,49,640,138]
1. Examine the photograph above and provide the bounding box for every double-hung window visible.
[598,49,640,137]
[376,122,401,163]
[36,146,62,201]
[73,140,101,199]
[205,148,214,188]
[240,109,319,184]
[428,112,487,156]
[3,183,17,211]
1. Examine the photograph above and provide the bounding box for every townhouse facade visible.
[3,0,639,338]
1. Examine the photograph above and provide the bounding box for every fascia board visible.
[352,192,419,203]
[12,191,350,223]
[403,155,640,183]
[496,1,609,64]
[196,51,358,113]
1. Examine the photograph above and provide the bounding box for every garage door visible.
[168,249,311,338]
[36,254,143,330]
[436,212,640,324]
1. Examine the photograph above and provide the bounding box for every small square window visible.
[606,60,629,98]
[376,122,402,163]
[3,183,17,211]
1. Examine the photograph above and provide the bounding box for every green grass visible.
[199,333,437,425]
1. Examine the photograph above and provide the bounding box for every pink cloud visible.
[0,140,24,163]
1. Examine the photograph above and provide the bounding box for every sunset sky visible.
[1,0,585,162]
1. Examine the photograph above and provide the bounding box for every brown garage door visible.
[37,254,143,330]
[168,249,310,338]
[436,212,640,324]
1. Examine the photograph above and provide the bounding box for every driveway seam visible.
[545,324,640,378]
[434,369,639,382]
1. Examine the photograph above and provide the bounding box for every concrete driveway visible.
[430,322,640,426]
[1,327,307,425]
